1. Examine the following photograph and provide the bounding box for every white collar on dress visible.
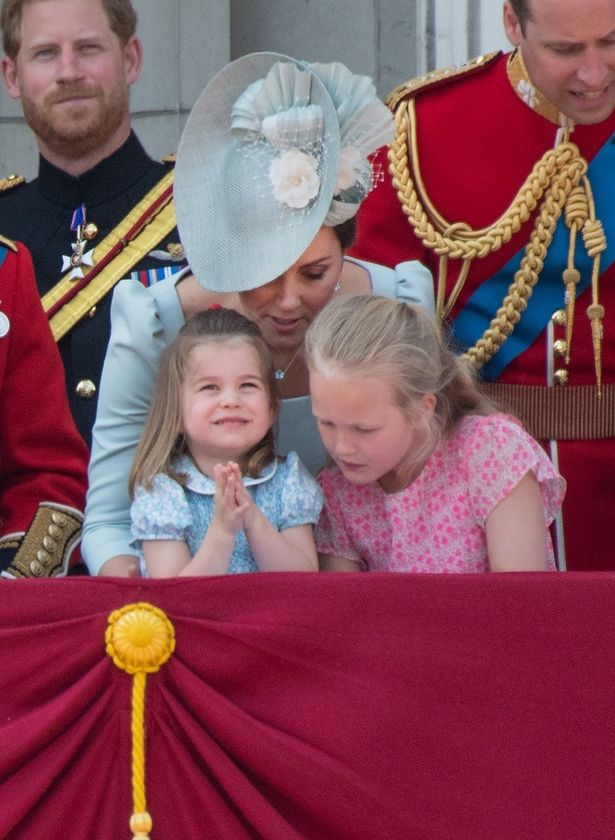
[174,453,278,495]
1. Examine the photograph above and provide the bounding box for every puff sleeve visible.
[130,474,192,544]
[278,452,323,530]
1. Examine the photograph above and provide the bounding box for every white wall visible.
[423,0,509,68]
[0,1,511,181]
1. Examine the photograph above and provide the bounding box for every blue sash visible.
[0,246,8,269]
[451,132,615,380]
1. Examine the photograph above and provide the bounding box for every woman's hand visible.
[98,554,141,577]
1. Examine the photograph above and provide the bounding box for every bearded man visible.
[0,0,185,446]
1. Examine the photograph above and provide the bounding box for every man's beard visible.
[20,84,129,162]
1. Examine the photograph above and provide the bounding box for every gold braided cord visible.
[394,98,584,252]
[462,166,584,368]
[564,185,589,231]
[562,185,588,361]
[132,673,147,817]
[441,258,471,320]
[106,603,176,840]
[389,99,589,369]
[580,176,607,395]
[435,255,447,318]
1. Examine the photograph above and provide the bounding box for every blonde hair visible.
[305,295,495,476]
[129,308,278,496]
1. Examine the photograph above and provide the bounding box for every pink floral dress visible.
[316,414,565,572]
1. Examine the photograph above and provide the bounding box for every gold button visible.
[51,512,68,527]
[43,536,57,553]
[554,369,569,386]
[88,306,97,318]
[37,549,52,564]
[553,339,567,358]
[48,524,63,539]
[551,309,567,327]
[29,560,45,576]
[75,379,96,399]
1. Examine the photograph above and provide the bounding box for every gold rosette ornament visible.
[106,603,176,839]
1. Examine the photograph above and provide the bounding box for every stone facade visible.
[0,0,509,179]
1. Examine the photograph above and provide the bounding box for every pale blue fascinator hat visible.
[174,51,394,294]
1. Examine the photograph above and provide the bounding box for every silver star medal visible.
[63,205,96,279]
[62,240,95,279]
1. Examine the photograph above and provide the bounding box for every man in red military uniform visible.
[351,0,615,571]
[0,238,88,577]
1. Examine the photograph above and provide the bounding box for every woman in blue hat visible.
[83,53,433,576]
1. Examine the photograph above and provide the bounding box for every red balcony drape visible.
[1,572,614,839]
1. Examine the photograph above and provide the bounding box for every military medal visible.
[148,242,185,262]
[62,204,97,279]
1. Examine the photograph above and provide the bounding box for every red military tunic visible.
[0,240,88,576]
[351,51,615,571]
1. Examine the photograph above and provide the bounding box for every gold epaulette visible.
[0,234,17,252]
[0,173,25,192]
[386,51,501,110]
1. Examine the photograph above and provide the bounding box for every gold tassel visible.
[587,303,605,398]
[106,603,176,840]
[562,267,580,362]
[581,191,607,396]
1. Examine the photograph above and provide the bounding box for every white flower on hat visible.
[335,145,362,193]
[269,149,320,209]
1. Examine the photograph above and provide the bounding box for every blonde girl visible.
[129,308,321,577]
[305,295,565,573]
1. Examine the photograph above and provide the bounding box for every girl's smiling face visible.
[181,339,274,475]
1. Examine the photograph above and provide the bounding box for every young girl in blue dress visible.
[129,307,322,577]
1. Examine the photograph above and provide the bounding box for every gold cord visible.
[106,603,176,840]
[581,177,607,395]
[563,186,586,361]
[388,99,606,377]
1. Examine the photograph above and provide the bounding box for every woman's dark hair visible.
[331,217,356,251]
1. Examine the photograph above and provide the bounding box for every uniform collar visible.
[175,453,278,495]
[506,48,572,130]
[36,131,156,209]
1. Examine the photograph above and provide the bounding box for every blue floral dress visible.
[131,451,322,574]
